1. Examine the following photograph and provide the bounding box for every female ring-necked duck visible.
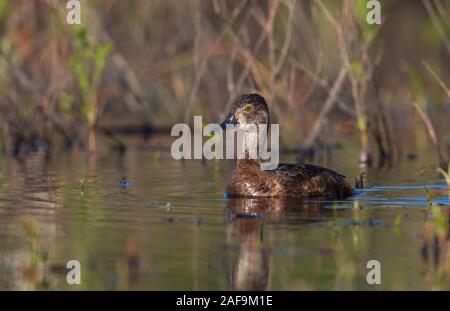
[220,93,353,198]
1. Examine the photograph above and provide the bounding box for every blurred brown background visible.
[0,0,449,166]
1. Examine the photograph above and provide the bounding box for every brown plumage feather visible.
[226,160,353,199]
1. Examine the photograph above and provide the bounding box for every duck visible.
[220,93,353,199]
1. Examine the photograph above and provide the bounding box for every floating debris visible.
[146,200,174,211]
[119,177,132,188]
[146,200,162,207]
[165,202,173,211]
[160,217,175,224]
[367,218,384,228]
[79,178,86,191]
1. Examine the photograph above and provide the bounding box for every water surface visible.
[0,135,449,290]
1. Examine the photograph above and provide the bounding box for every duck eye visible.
[243,105,253,112]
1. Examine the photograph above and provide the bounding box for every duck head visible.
[221,93,270,129]
[220,93,278,169]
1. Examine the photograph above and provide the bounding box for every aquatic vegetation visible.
[354,172,367,189]
[394,213,402,233]
[69,25,113,153]
[436,163,450,189]
[406,63,449,167]
[421,187,450,289]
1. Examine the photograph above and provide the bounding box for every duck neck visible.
[238,125,267,162]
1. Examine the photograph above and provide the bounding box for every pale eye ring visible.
[243,105,253,112]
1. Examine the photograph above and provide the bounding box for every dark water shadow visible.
[225,198,336,290]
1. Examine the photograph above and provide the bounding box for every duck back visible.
[226,160,353,198]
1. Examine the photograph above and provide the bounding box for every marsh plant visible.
[436,163,450,189]
[69,25,113,153]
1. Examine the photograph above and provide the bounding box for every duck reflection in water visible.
[227,198,330,291]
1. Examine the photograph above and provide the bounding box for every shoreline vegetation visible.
[0,0,449,168]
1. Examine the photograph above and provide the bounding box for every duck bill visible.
[220,112,237,129]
